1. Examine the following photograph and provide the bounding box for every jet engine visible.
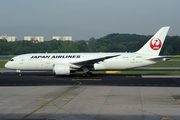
[53,63,70,75]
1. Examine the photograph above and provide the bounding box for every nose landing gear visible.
[16,70,22,77]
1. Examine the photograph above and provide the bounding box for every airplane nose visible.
[5,62,10,68]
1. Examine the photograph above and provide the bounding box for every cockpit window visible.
[10,59,14,61]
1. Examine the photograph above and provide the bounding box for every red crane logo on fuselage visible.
[150,38,162,50]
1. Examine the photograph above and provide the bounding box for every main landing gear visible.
[82,71,92,77]
[81,66,92,77]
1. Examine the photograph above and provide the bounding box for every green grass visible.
[77,70,180,75]
[1,60,180,74]
[0,58,10,60]
[121,71,180,75]
[147,61,180,67]
[0,61,7,68]
[77,71,106,74]
[77,61,180,74]
[171,58,180,60]
[0,56,14,60]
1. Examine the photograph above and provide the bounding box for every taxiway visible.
[0,70,180,120]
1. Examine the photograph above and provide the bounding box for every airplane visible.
[5,26,170,77]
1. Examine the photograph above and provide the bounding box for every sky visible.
[0,0,180,41]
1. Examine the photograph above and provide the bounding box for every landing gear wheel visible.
[19,73,22,77]
[16,70,22,77]
[82,72,92,77]
[88,72,92,76]
[87,71,92,77]
[86,73,91,77]
[82,73,86,77]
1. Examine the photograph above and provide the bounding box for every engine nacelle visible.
[53,63,70,75]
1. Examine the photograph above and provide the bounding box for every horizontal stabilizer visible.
[146,56,170,61]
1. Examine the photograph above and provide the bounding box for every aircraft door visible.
[130,56,135,63]
[44,59,50,69]
[130,56,143,63]
[19,57,25,64]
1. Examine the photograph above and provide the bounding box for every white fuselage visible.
[5,52,163,71]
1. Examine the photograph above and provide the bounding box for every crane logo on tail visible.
[150,38,162,50]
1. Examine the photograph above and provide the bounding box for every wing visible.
[70,54,120,67]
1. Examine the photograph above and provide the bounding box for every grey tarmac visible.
[0,86,180,120]
[0,70,180,120]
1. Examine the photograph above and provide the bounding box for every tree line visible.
[0,33,180,55]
